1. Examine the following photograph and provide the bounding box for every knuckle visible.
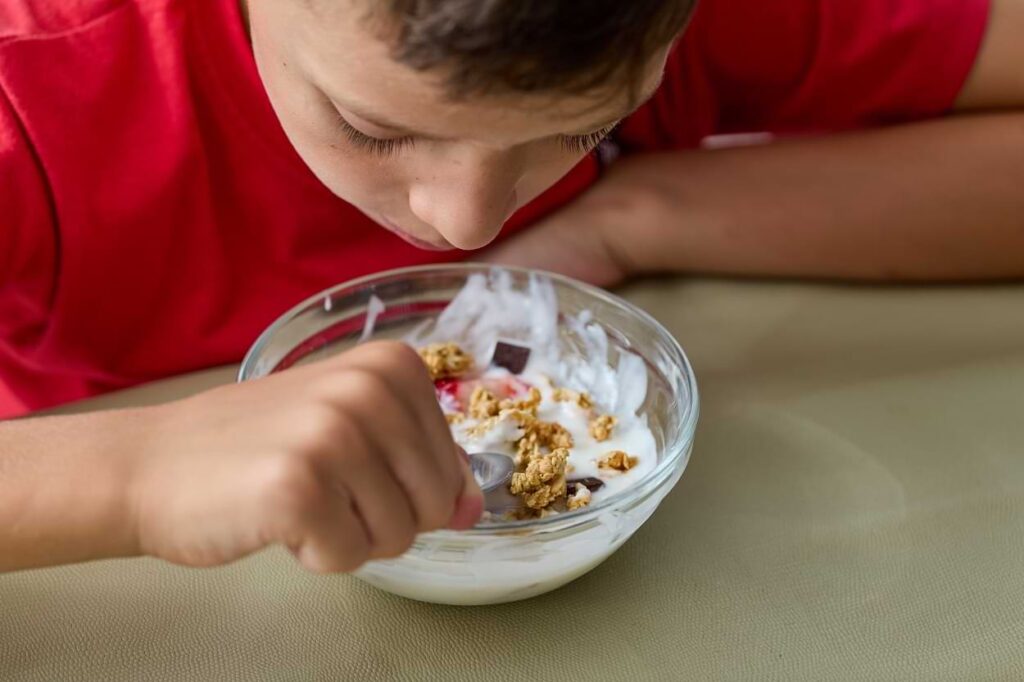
[341,366,394,406]
[367,338,416,361]
[303,545,355,575]
[300,550,337,575]
[363,341,428,379]
[260,455,322,524]
[297,520,371,575]
[390,341,428,372]
[291,403,344,444]
[377,525,417,559]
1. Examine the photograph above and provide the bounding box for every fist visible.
[131,341,482,573]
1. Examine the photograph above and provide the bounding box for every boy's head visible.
[245,0,694,250]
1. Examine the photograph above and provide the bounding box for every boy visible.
[0,0,1021,573]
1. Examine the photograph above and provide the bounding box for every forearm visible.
[590,112,1024,281]
[0,410,144,571]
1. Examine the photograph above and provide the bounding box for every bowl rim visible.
[238,263,699,535]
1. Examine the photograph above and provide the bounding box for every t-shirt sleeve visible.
[0,79,56,323]
[700,0,991,134]
[619,0,992,150]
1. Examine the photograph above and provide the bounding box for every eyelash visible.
[334,114,617,158]
[559,124,619,154]
[335,115,414,158]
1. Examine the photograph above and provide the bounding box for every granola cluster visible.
[589,414,617,442]
[598,450,638,472]
[552,387,594,410]
[469,385,543,420]
[420,341,641,518]
[418,342,473,380]
[510,448,569,510]
[516,418,574,468]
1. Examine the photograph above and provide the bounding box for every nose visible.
[407,148,522,251]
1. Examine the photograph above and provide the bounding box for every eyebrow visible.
[330,77,665,141]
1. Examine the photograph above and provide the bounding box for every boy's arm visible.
[0,343,481,573]
[0,411,143,570]
[487,0,1024,285]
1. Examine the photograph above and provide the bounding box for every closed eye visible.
[335,111,619,158]
[335,113,415,158]
[559,122,619,154]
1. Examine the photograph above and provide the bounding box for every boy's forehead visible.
[289,0,668,144]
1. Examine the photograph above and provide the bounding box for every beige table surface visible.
[3,278,1024,681]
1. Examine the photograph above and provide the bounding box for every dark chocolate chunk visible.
[567,477,605,494]
[491,341,531,374]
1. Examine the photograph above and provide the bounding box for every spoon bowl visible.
[468,451,519,513]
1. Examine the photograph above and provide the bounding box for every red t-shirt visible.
[0,0,990,416]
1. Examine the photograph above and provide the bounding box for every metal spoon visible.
[467,451,519,512]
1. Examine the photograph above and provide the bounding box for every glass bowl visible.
[238,264,698,605]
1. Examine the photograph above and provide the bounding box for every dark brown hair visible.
[374,0,697,100]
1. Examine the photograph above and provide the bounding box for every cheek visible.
[279,98,409,209]
[308,149,405,207]
[251,33,406,207]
